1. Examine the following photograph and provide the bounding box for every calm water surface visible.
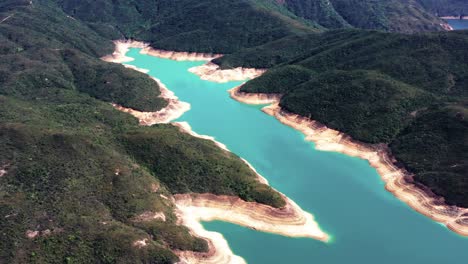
[125,48,468,264]
[446,19,468,30]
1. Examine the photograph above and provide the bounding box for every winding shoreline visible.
[103,38,468,263]
[188,62,266,83]
[174,193,328,241]
[172,122,328,243]
[102,40,222,62]
[229,86,468,237]
[112,75,191,125]
[102,39,264,83]
[174,192,328,264]
[102,42,191,124]
[103,40,329,263]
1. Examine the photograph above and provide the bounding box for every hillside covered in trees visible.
[0,1,284,263]
[418,0,468,17]
[1,0,467,263]
[54,0,318,53]
[53,0,451,54]
[282,0,449,32]
[217,29,468,207]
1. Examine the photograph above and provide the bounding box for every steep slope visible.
[219,29,468,207]
[54,0,317,53]
[278,0,448,32]
[280,0,351,29]
[418,0,468,17]
[390,104,468,206]
[329,0,448,32]
[53,0,451,55]
[279,70,435,143]
[219,29,468,97]
[2,0,467,262]
[0,2,284,263]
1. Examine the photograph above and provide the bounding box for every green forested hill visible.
[218,29,468,97]
[281,0,447,33]
[280,70,435,143]
[330,0,447,32]
[0,2,283,263]
[219,29,468,207]
[53,0,451,54]
[54,0,317,53]
[1,0,467,262]
[418,0,468,17]
[279,0,351,29]
[391,105,468,206]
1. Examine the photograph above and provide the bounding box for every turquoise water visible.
[125,48,468,264]
[446,19,468,30]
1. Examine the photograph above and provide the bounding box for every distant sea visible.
[446,19,468,30]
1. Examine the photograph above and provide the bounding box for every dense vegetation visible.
[329,0,447,32]
[120,127,284,207]
[280,70,434,143]
[0,1,165,112]
[280,0,351,29]
[391,105,468,206]
[418,0,468,17]
[52,0,452,55]
[54,0,317,53]
[227,29,468,207]
[280,0,447,33]
[0,1,284,263]
[1,0,467,262]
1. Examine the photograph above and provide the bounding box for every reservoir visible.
[446,19,468,30]
[124,48,468,264]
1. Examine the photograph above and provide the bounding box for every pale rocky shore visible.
[102,39,221,62]
[189,62,266,83]
[441,23,454,31]
[103,39,266,83]
[229,86,281,105]
[103,40,329,263]
[175,193,329,264]
[106,65,190,125]
[229,85,468,237]
[175,193,328,241]
[102,41,192,124]
[140,46,221,61]
[112,76,190,125]
[101,40,146,63]
[172,121,329,264]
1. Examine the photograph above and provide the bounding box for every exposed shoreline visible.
[174,193,328,264]
[175,193,328,241]
[102,39,264,83]
[103,40,329,263]
[172,121,329,262]
[229,86,468,237]
[188,62,266,83]
[112,74,190,125]
[140,45,221,62]
[102,39,221,62]
[441,16,468,20]
[440,22,454,31]
[102,42,191,124]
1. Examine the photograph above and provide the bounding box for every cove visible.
[124,48,468,264]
